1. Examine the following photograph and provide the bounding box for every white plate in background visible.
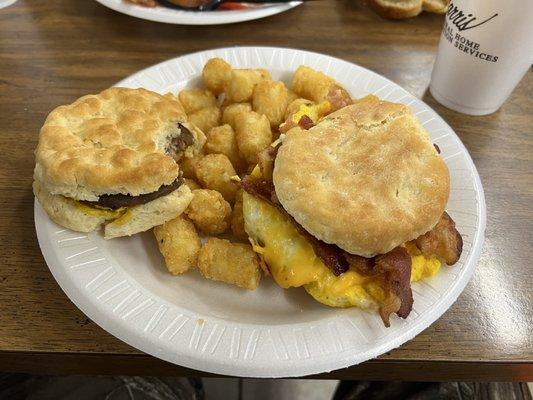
[0,0,17,10]
[94,0,302,25]
[35,47,486,378]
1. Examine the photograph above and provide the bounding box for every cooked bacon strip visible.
[344,253,377,276]
[284,211,349,276]
[375,247,413,327]
[346,248,413,326]
[257,144,280,183]
[414,212,463,265]
[255,252,271,276]
[241,176,277,204]
[279,119,297,134]
[326,85,353,112]
[279,114,316,134]
[298,115,314,130]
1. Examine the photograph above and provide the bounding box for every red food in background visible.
[126,0,158,7]
[218,2,250,10]
[165,0,212,6]
[127,0,256,10]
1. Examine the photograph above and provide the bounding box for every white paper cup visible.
[430,0,533,115]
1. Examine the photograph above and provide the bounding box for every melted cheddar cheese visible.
[406,241,441,281]
[111,208,133,225]
[243,192,441,309]
[291,101,331,125]
[72,200,128,220]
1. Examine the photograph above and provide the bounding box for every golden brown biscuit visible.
[273,95,449,257]
[33,179,112,232]
[34,87,194,200]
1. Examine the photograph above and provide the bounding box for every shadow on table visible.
[0,374,531,400]
[334,380,532,400]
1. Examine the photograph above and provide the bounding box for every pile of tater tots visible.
[154,57,352,291]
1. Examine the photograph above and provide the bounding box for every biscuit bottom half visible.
[33,180,193,239]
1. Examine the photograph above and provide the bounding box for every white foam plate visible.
[94,0,302,25]
[35,47,486,378]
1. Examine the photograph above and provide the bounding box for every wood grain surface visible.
[0,0,531,381]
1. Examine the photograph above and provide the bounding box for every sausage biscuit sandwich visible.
[33,87,205,239]
[242,95,462,326]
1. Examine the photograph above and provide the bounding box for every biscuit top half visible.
[273,95,450,257]
[35,87,191,201]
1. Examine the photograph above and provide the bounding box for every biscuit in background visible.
[367,0,448,19]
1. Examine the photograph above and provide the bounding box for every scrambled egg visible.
[242,192,441,309]
[291,101,331,125]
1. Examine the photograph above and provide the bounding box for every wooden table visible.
[0,0,531,382]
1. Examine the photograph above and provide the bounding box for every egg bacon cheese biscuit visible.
[34,87,206,239]
[242,95,463,327]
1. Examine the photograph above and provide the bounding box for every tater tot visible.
[202,58,232,95]
[226,69,271,103]
[195,154,239,203]
[231,190,247,241]
[185,189,231,235]
[252,80,290,128]
[180,151,204,179]
[183,178,201,191]
[154,216,201,275]
[292,65,335,103]
[292,66,351,112]
[221,103,252,129]
[205,124,246,173]
[198,238,261,290]
[287,89,299,104]
[188,106,221,135]
[234,111,273,165]
[178,89,217,115]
